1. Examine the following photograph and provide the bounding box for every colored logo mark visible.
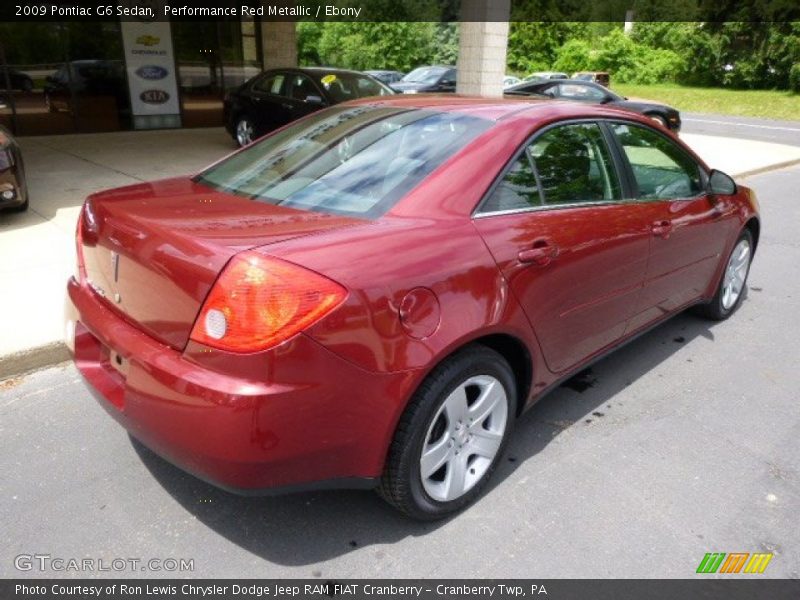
[696,552,773,574]
[136,65,168,80]
[136,35,160,47]
[139,89,169,105]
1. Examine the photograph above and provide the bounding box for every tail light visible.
[189,251,347,353]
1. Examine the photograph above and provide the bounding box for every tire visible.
[695,229,753,320]
[8,197,28,213]
[234,115,256,147]
[378,344,517,520]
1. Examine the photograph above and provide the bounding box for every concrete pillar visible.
[456,0,510,97]
[260,21,297,70]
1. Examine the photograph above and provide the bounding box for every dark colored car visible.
[66,97,758,519]
[0,126,28,212]
[573,71,611,87]
[2,68,34,92]
[223,67,394,146]
[365,70,404,84]
[507,79,681,132]
[390,65,457,94]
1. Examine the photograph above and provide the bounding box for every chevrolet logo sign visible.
[136,35,160,47]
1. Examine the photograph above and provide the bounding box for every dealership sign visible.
[121,10,180,128]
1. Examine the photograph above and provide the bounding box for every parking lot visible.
[2,155,799,578]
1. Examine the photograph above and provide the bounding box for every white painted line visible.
[683,118,800,132]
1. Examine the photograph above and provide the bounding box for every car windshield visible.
[196,106,491,218]
[402,67,446,84]
[314,72,394,102]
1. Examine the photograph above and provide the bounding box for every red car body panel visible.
[65,97,760,493]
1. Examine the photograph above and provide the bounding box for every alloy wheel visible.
[420,375,508,502]
[721,238,751,310]
[236,118,254,146]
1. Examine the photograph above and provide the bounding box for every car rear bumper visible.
[64,277,419,494]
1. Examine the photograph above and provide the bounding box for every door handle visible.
[651,220,673,238]
[518,239,559,266]
[281,102,293,109]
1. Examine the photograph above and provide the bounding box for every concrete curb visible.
[1,158,798,382]
[0,341,70,381]
[734,158,800,180]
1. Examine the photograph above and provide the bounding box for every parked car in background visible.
[2,68,34,92]
[66,96,758,519]
[365,70,405,85]
[0,126,28,212]
[506,79,681,132]
[572,71,611,87]
[223,67,394,146]
[390,66,457,94]
[503,75,521,88]
[43,60,127,114]
[524,71,568,81]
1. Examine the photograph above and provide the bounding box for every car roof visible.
[346,94,646,124]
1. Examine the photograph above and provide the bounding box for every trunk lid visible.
[79,177,359,350]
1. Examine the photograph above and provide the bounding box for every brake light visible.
[190,251,347,353]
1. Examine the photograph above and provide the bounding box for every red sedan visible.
[65,96,759,519]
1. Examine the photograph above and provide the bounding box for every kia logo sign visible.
[140,89,169,105]
[136,65,168,80]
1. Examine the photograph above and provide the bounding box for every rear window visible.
[196,106,491,218]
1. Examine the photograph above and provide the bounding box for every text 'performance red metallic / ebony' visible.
[65,96,759,519]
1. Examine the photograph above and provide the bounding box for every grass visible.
[612,83,800,121]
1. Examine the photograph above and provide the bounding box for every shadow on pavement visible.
[132,307,725,567]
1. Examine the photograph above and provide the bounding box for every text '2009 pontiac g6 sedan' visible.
[65,96,759,520]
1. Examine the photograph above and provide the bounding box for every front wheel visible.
[696,229,753,320]
[379,345,517,520]
[234,115,256,147]
[648,114,669,128]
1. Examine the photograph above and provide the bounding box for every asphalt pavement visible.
[2,164,799,579]
[681,113,800,146]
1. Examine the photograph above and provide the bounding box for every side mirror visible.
[305,94,324,105]
[708,169,736,195]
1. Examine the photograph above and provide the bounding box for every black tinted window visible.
[253,73,286,95]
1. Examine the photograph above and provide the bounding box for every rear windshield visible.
[196,106,491,218]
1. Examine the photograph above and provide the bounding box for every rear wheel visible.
[696,229,753,320]
[379,345,516,520]
[234,115,256,147]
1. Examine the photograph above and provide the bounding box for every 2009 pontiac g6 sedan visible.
[65,96,759,519]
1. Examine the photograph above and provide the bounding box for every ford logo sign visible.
[140,89,169,105]
[136,65,168,80]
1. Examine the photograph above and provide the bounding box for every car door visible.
[607,121,738,332]
[436,69,457,92]
[286,73,327,121]
[248,71,292,133]
[473,121,654,374]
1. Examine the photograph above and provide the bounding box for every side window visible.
[288,74,320,101]
[556,83,606,101]
[253,73,286,96]
[481,152,541,213]
[611,122,703,200]
[530,122,622,206]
